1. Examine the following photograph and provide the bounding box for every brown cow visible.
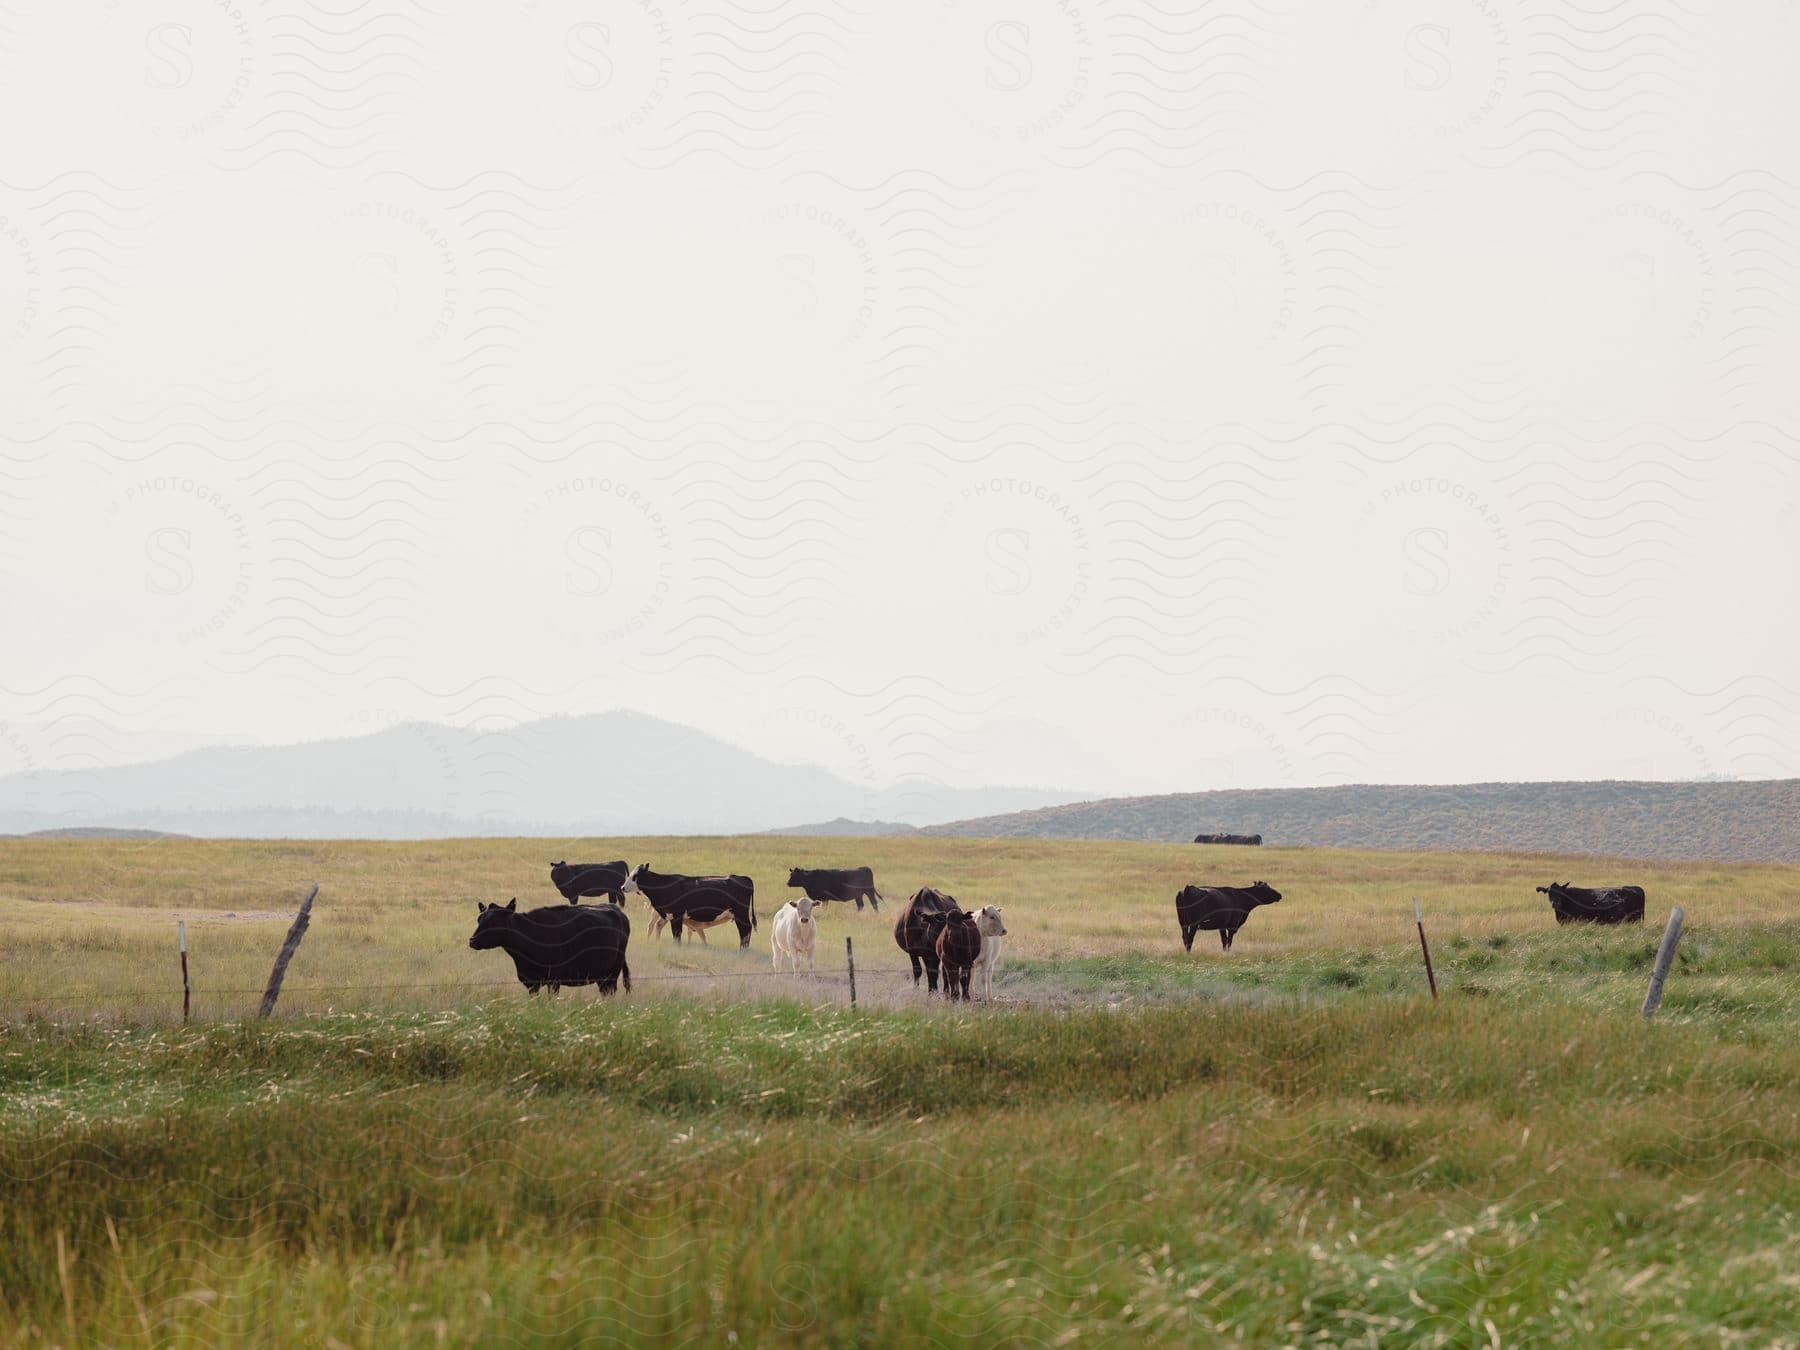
[935,910,982,1002]
[894,886,961,991]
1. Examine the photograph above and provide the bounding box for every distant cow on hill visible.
[1537,883,1646,926]
[630,863,758,947]
[894,886,962,992]
[935,909,983,1002]
[788,865,883,912]
[550,860,638,905]
[1194,833,1262,846]
[468,898,631,994]
[1176,881,1282,952]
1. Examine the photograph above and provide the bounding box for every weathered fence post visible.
[259,884,319,1019]
[846,936,857,1009]
[177,920,190,1023]
[1413,898,1438,1001]
[1642,906,1685,1019]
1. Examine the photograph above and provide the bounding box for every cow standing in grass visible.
[935,910,982,1002]
[788,866,883,912]
[771,897,820,975]
[970,905,1007,1001]
[549,860,638,905]
[894,886,961,992]
[468,898,632,994]
[630,864,758,948]
[1537,883,1646,925]
[1176,881,1282,952]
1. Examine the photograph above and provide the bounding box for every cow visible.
[549,859,639,905]
[787,865,883,912]
[629,863,758,948]
[468,898,631,994]
[1536,883,1646,926]
[894,886,961,991]
[1194,833,1263,846]
[935,910,983,1002]
[1176,881,1282,951]
[771,896,820,975]
[970,905,1007,1001]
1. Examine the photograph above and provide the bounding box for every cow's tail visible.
[751,888,759,931]
[621,960,632,994]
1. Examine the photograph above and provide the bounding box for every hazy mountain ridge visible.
[0,713,1090,838]
[922,780,1800,864]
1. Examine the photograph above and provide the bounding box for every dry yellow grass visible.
[2,834,1796,1020]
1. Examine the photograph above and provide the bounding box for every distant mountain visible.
[0,712,1091,838]
[761,817,920,837]
[923,780,1800,864]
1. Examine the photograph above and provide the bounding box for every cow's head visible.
[787,867,803,885]
[973,904,1007,937]
[792,896,817,925]
[469,897,518,949]
[1248,881,1282,906]
[630,863,649,884]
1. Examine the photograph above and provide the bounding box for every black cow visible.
[1194,833,1263,846]
[468,898,632,994]
[1176,881,1282,951]
[934,910,982,1002]
[549,859,637,905]
[787,865,883,912]
[629,863,758,948]
[1536,883,1646,926]
[894,886,961,991]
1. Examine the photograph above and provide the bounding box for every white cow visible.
[971,905,1007,1001]
[771,896,819,975]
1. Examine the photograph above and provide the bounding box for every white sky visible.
[1,0,1797,796]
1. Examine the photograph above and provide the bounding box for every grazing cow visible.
[935,910,982,1002]
[549,859,639,905]
[894,886,961,991]
[771,896,820,975]
[630,863,758,948]
[970,905,1007,1001]
[468,898,632,994]
[1194,833,1263,846]
[1537,882,1646,926]
[787,865,883,912]
[1176,881,1282,952]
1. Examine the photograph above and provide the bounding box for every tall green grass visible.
[5,991,1800,1346]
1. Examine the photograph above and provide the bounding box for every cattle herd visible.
[467,856,1653,1002]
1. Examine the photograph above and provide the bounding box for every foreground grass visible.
[4,996,1800,1346]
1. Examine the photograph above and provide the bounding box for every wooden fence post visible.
[259,884,319,1019]
[1642,906,1685,1019]
[846,936,856,1009]
[178,920,190,1023]
[1413,898,1438,1001]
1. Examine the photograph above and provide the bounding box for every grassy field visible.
[3,836,1800,1345]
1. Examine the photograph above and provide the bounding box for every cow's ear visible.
[506,897,517,911]
[477,902,487,914]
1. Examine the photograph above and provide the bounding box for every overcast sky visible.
[1,0,1796,797]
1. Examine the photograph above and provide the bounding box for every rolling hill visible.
[923,779,1800,863]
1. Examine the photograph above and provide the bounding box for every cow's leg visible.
[805,945,814,977]
[924,955,940,992]
[866,890,880,913]
[738,916,753,950]
[1181,924,1196,952]
[908,953,923,986]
